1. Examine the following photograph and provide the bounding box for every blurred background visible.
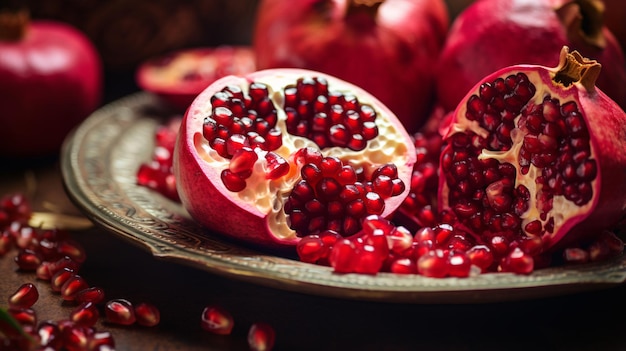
[21,0,477,104]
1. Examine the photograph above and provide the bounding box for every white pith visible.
[192,74,412,240]
[448,70,596,238]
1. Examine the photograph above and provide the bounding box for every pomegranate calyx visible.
[0,9,28,41]
[556,0,606,49]
[553,46,601,93]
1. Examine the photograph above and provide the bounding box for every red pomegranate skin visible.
[436,0,626,114]
[0,19,103,157]
[253,0,449,133]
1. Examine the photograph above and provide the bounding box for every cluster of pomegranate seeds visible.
[284,147,405,237]
[204,83,283,158]
[443,72,599,243]
[0,193,164,350]
[394,131,444,230]
[283,76,379,151]
[136,116,181,202]
[1,192,278,350]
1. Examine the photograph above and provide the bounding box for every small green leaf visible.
[0,306,35,344]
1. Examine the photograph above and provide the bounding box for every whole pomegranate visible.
[436,0,626,114]
[135,46,256,112]
[174,68,416,250]
[252,0,449,133]
[0,10,102,158]
[438,46,626,254]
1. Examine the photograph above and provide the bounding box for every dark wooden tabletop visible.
[2,140,626,351]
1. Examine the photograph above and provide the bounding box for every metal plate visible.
[60,92,626,304]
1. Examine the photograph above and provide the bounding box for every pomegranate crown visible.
[552,46,601,93]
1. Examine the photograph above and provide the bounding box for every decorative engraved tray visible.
[60,92,626,303]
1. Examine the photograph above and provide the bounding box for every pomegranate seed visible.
[417,249,449,278]
[563,247,590,264]
[51,267,76,292]
[8,283,39,308]
[296,235,327,263]
[70,301,100,327]
[500,247,534,274]
[201,305,234,335]
[328,239,358,273]
[57,239,87,264]
[75,286,106,304]
[229,147,258,173]
[14,249,42,271]
[221,169,247,192]
[61,275,90,301]
[467,245,494,272]
[389,257,417,274]
[37,321,63,349]
[447,251,472,278]
[62,324,94,351]
[264,152,289,179]
[8,306,37,326]
[89,331,116,350]
[104,299,136,326]
[135,302,160,327]
[248,322,276,351]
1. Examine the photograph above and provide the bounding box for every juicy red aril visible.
[56,239,87,264]
[37,321,63,349]
[62,324,94,351]
[70,301,100,327]
[14,249,42,271]
[8,307,37,326]
[446,73,597,243]
[75,286,106,304]
[61,275,90,301]
[417,249,449,278]
[248,322,276,351]
[134,302,161,327]
[51,267,76,292]
[8,282,39,308]
[204,83,281,160]
[90,331,116,350]
[104,299,136,326]
[201,305,234,335]
[499,247,534,274]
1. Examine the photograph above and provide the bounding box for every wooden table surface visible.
[2,142,626,351]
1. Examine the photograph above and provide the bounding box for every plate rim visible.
[60,92,626,304]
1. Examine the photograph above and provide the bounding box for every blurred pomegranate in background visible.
[252,0,449,133]
[0,9,102,158]
[435,0,626,114]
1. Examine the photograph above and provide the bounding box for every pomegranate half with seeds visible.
[439,46,626,253]
[174,68,416,249]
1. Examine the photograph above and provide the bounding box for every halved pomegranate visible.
[439,46,626,253]
[174,69,416,249]
[136,46,256,111]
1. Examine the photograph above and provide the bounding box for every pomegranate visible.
[438,46,626,255]
[252,0,449,133]
[0,9,102,157]
[136,46,256,112]
[174,68,416,250]
[436,0,626,114]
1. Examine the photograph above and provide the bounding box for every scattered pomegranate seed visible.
[134,302,161,327]
[248,322,276,351]
[61,274,90,301]
[75,286,106,304]
[8,282,39,308]
[201,305,234,335]
[104,299,136,326]
[70,301,100,327]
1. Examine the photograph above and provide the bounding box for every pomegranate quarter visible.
[439,46,626,252]
[174,69,416,250]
